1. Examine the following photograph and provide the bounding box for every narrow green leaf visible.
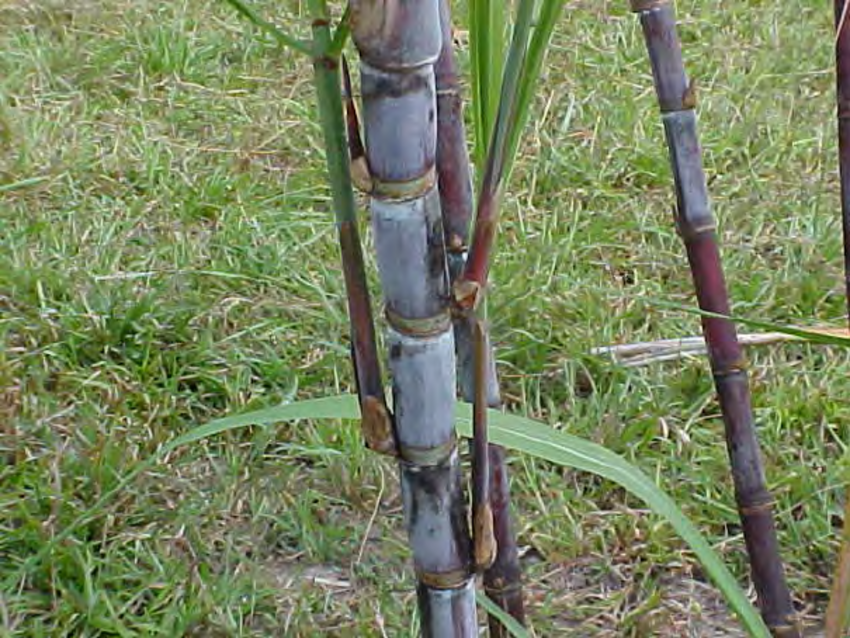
[505,0,565,177]
[468,0,483,164]
[327,4,351,59]
[0,175,53,193]
[7,393,768,637]
[183,396,768,636]
[163,395,358,453]
[469,0,506,168]
[222,0,313,57]
[648,299,850,348]
[476,593,531,638]
[476,408,768,637]
[484,0,536,188]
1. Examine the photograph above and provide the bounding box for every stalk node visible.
[399,436,457,467]
[712,360,750,377]
[447,233,466,252]
[484,581,523,596]
[682,79,698,110]
[630,0,669,12]
[371,167,437,201]
[416,566,472,590]
[738,499,775,516]
[675,217,717,240]
[453,279,481,311]
[351,157,374,193]
[473,502,497,571]
[385,307,452,338]
[360,395,397,456]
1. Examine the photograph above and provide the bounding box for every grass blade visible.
[0,175,53,193]
[476,593,530,638]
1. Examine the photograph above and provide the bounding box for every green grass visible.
[0,0,845,634]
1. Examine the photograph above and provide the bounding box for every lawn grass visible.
[0,0,846,635]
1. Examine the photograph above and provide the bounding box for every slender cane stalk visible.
[307,0,394,456]
[435,0,474,281]
[341,55,373,194]
[471,318,496,572]
[456,0,564,311]
[223,0,393,455]
[629,2,799,635]
[836,0,850,327]
[434,1,526,631]
[349,1,477,634]
[826,493,850,638]
[827,5,850,637]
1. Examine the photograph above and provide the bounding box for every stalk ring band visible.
[416,566,471,590]
[713,364,749,379]
[769,622,802,637]
[675,218,717,241]
[738,499,775,516]
[371,166,436,201]
[385,306,452,338]
[484,581,523,596]
[399,436,457,467]
[629,0,668,12]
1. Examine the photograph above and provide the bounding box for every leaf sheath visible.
[435,0,526,630]
[310,11,393,455]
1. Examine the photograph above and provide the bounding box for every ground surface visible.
[0,0,846,635]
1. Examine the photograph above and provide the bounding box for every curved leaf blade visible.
[186,396,769,636]
[8,394,768,637]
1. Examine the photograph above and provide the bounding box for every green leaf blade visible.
[185,396,770,637]
[221,0,313,56]
[13,394,768,637]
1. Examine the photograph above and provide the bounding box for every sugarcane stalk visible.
[837,0,850,324]
[471,318,496,572]
[434,0,526,631]
[435,0,475,281]
[306,1,394,457]
[341,56,373,194]
[349,1,477,634]
[629,2,799,635]
[826,492,850,638]
[827,6,850,637]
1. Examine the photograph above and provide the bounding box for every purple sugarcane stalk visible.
[434,0,526,632]
[630,1,800,635]
[836,0,850,324]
